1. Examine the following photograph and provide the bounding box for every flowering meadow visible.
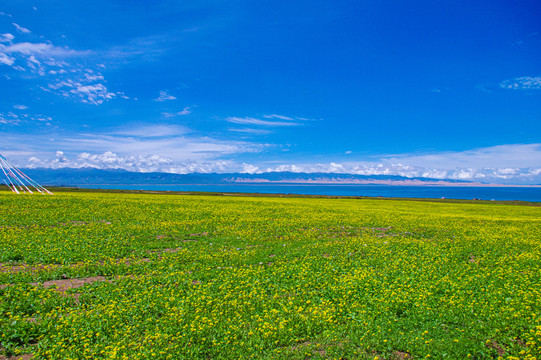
[1,190,540,359]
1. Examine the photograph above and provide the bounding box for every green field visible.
[1,191,540,359]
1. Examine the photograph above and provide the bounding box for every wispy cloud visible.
[112,124,189,138]
[2,42,90,57]
[382,144,541,170]
[0,112,19,125]
[226,116,300,127]
[162,107,191,118]
[500,76,541,90]
[0,33,14,43]
[3,124,265,171]
[263,114,294,120]
[0,108,53,126]
[4,135,541,183]
[12,23,30,34]
[229,128,271,135]
[104,35,170,62]
[154,91,176,102]
[0,53,15,66]
[262,144,541,184]
[45,79,122,105]
[0,20,135,106]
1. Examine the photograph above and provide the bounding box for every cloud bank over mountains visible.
[17,142,541,185]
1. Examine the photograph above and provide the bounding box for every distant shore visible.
[229,179,541,187]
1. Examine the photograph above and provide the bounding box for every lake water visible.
[79,184,541,202]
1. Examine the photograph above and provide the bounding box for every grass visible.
[1,190,540,359]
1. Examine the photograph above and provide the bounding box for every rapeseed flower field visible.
[1,191,540,359]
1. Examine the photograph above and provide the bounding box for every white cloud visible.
[2,42,89,57]
[258,144,541,184]
[0,53,15,66]
[261,162,541,184]
[12,23,30,34]
[154,91,176,101]
[263,114,294,120]
[384,144,541,169]
[241,163,260,174]
[0,33,14,43]
[0,27,127,105]
[113,124,189,138]
[0,112,20,125]
[229,128,271,135]
[70,84,116,105]
[167,160,239,174]
[162,107,191,118]
[500,76,541,90]
[84,73,104,82]
[0,108,53,126]
[25,152,258,174]
[47,79,126,105]
[104,35,169,62]
[4,131,541,184]
[226,116,301,127]
[3,124,264,170]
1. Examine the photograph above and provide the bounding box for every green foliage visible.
[0,192,540,359]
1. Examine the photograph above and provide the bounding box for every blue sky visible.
[1,0,540,184]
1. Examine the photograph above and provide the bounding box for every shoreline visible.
[3,185,538,206]
[15,182,541,188]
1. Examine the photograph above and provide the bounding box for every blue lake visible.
[79,184,541,202]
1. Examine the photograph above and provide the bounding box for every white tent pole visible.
[0,154,53,195]
[0,161,19,194]
[5,159,40,194]
[0,159,17,193]
[5,158,51,194]
[0,157,31,194]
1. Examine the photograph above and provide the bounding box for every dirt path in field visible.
[0,353,33,360]
[30,276,107,293]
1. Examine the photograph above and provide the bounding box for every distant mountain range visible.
[20,167,474,187]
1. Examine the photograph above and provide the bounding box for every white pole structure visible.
[0,154,53,195]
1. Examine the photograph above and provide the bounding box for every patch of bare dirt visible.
[291,341,312,351]
[0,263,48,274]
[0,354,33,360]
[156,233,208,242]
[146,247,182,255]
[0,261,89,274]
[189,232,208,237]
[313,348,327,357]
[391,350,411,359]
[486,339,505,356]
[513,338,526,347]
[31,276,107,294]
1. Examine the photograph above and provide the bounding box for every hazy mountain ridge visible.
[21,167,473,186]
